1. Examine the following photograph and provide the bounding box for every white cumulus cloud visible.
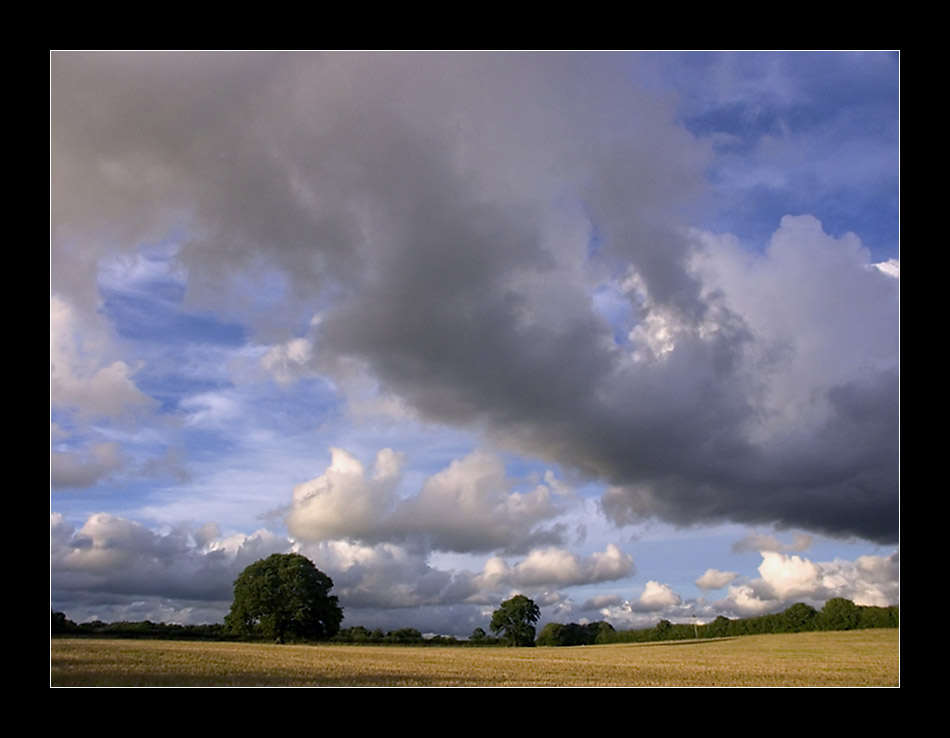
[287,448,566,554]
[696,568,739,590]
[717,549,900,616]
[635,580,682,611]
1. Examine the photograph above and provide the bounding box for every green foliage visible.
[559,623,591,646]
[535,622,564,646]
[51,618,230,640]
[333,626,464,646]
[819,597,860,631]
[490,594,540,646]
[426,634,463,646]
[51,611,76,634]
[781,602,818,632]
[537,621,615,647]
[539,598,896,648]
[705,615,733,638]
[857,605,899,629]
[55,596,896,649]
[335,625,377,643]
[225,553,343,643]
[387,627,424,644]
[590,621,617,644]
[466,627,500,646]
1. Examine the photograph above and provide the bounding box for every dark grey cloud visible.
[51,52,898,544]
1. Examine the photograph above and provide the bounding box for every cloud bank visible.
[52,52,898,543]
[55,506,896,632]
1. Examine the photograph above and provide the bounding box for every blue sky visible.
[51,51,899,635]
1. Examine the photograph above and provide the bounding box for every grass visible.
[50,629,899,687]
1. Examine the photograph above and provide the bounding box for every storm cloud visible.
[52,51,898,545]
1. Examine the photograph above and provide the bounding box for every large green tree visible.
[490,594,540,646]
[225,553,343,642]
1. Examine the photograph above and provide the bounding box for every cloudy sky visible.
[51,51,899,636]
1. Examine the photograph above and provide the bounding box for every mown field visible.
[51,629,898,687]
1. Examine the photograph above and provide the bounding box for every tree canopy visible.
[225,553,343,642]
[819,597,860,631]
[781,602,818,632]
[537,621,615,647]
[490,594,540,646]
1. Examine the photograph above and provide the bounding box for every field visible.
[51,630,898,687]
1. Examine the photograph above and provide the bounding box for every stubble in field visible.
[51,630,898,687]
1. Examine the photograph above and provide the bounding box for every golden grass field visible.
[50,629,898,687]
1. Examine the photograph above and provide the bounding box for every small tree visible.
[225,553,343,642]
[490,594,540,647]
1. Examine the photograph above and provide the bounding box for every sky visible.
[51,51,899,636]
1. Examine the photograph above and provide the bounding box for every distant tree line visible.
[537,621,616,646]
[51,613,233,640]
[577,598,899,647]
[52,597,897,646]
[331,626,491,646]
[50,614,490,646]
